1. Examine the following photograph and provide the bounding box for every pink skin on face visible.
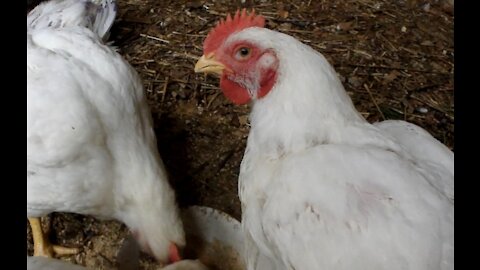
[214,41,279,104]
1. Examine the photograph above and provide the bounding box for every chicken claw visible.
[28,217,79,258]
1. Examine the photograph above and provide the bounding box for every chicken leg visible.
[28,217,79,257]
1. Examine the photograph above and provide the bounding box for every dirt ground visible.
[27,0,454,269]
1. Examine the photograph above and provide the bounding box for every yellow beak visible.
[194,54,226,75]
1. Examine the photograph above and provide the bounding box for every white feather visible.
[27,0,184,262]
[27,0,116,41]
[27,257,86,270]
[223,28,453,270]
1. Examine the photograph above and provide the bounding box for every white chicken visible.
[27,256,87,270]
[194,10,454,270]
[27,0,185,264]
[161,259,209,270]
[27,256,209,270]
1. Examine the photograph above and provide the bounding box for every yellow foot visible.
[34,243,80,258]
[28,217,80,258]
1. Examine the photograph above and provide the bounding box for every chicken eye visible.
[235,47,252,60]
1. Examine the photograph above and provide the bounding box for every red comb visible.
[203,9,265,54]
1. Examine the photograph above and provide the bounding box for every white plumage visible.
[196,21,454,270]
[161,260,210,270]
[27,0,184,263]
[239,28,454,270]
[26,256,208,270]
[27,256,87,270]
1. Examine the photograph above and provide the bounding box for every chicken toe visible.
[28,217,79,258]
